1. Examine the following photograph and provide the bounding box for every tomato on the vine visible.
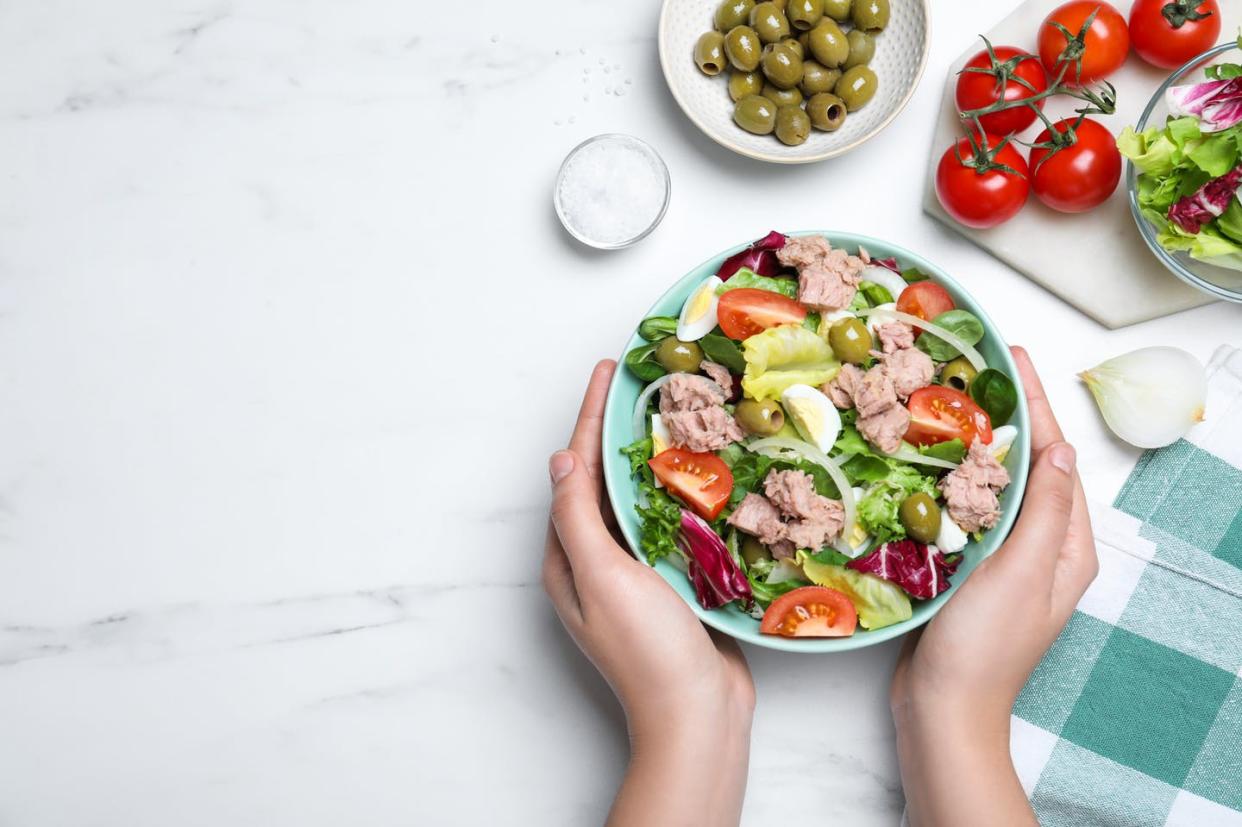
[935,133,1030,229]
[1129,0,1220,70]
[1029,117,1122,213]
[955,45,1049,136]
[1038,1,1130,85]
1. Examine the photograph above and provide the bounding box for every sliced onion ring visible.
[632,374,675,441]
[881,442,960,470]
[856,307,987,373]
[860,265,908,302]
[746,436,857,557]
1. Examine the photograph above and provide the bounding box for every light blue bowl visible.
[601,231,1031,653]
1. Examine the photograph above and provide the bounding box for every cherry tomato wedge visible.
[955,45,1049,136]
[896,281,956,323]
[648,448,734,521]
[905,386,994,447]
[760,586,858,638]
[1129,0,1220,71]
[1038,0,1130,86]
[716,288,807,340]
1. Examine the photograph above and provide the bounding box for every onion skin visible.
[1080,347,1207,450]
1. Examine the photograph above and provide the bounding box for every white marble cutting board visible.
[922,0,1242,329]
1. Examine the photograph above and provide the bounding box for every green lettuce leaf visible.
[717,267,798,298]
[856,466,939,544]
[741,324,840,401]
[799,554,912,630]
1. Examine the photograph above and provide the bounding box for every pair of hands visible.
[543,348,1097,826]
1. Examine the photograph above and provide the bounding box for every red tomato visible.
[896,281,956,324]
[905,386,994,447]
[716,288,807,340]
[934,134,1030,230]
[955,46,1049,136]
[1129,0,1221,70]
[759,586,858,638]
[648,448,734,521]
[1038,1,1130,85]
[1029,118,1122,213]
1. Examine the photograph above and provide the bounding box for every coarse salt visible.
[554,134,669,249]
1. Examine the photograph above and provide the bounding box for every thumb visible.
[549,449,613,568]
[993,441,1077,580]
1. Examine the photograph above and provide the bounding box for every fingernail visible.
[1049,443,1076,474]
[549,451,574,485]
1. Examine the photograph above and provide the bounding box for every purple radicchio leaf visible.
[677,510,753,610]
[717,230,787,281]
[846,540,959,600]
[1168,165,1242,234]
[872,257,902,274]
[1166,77,1242,132]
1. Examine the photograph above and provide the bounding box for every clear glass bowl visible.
[1128,42,1242,303]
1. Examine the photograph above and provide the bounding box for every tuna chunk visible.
[824,363,863,409]
[700,360,734,398]
[727,493,787,547]
[883,347,935,399]
[770,539,797,560]
[776,235,866,312]
[663,407,745,453]
[660,373,725,416]
[763,469,845,551]
[785,504,845,551]
[858,404,910,454]
[938,438,1011,532]
[877,321,915,354]
[763,470,820,519]
[854,367,898,418]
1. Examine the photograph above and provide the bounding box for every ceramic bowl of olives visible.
[659,0,929,163]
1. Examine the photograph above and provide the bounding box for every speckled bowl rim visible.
[601,231,1031,653]
[657,0,932,165]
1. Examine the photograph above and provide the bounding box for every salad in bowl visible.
[602,231,1030,651]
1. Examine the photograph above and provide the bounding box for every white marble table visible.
[1,1,1238,824]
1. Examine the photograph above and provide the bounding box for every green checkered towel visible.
[1010,345,1242,827]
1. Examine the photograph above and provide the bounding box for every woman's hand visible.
[891,347,1099,827]
[543,360,754,827]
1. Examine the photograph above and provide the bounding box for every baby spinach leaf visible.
[970,369,1018,426]
[638,316,678,341]
[915,309,985,361]
[700,333,746,373]
[624,342,667,382]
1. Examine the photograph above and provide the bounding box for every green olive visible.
[822,0,852,21]
[807,19,849,68]
[780,35,805,59]
[733,94,778,134]
[941,357,979,393]
[799,60,840,95]
[715,0,755,31]
[760,42,803,89]
[728,69,765,101]
[655,337,705,373]
[735,398,785,435]
[761,81,803,107]
[786,0,824,31]
[749,1,791,43]
[827,318,872,363]
[775,105,811,146]
[844,29,875,69]
[806,92,847,131]
[772,0,787,9]
[900,493,942,544]
[694,31,729,76]
[724,25,763,71]
[851,0,889,32]
[835,65,877,110]
[797,30,812,53]
[740,535,773,566]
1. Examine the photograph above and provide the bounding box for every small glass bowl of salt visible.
[554,134,671,250]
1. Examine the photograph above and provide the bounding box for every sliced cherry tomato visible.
[648,448,734,521]
[906,386,994,447]
[1129,0,1220,70]
[716,288,807,340]
[760,586,858,638]
[955,45,1049,136]
[934,133,1030,230]
[1029,118,1122,213]
[896,281,956,323]
[1038,1,1130,86]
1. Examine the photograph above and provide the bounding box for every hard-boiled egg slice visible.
[676,276,722,342]
[935,515,969,554]
[780,384,841,454]
[651,414,671,487]
[990,425,1018,463]
[865,302,897,337]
